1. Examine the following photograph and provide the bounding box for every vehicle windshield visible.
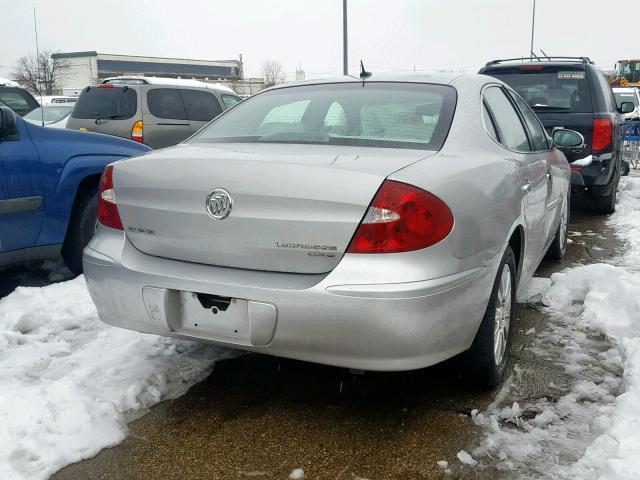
[190,82,457,151]
[24,105,73,123]
[614,91,639,108]
[71,86,137,120]
[483,67,593,113]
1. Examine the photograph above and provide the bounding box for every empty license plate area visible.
[179,291,249,341]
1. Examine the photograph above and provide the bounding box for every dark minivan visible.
[480,57,632,214]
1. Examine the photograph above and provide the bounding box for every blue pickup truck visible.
[0,104,150,273]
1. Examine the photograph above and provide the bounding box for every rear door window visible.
[509,91,550,150]
[180,90,223,121]
[483,86,531,152]
[147,88,187,120]
[483,66,593,113]
[71,87,137,119]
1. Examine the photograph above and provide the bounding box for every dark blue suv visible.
[0,105,150,273]
[480,57,633,214]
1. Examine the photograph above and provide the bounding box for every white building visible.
[52,51,264,95]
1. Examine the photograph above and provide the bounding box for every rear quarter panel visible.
[391,77,523,263]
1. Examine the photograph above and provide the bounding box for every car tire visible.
[464,246,516,389]
[545,194,569,261]
[592,171,619,215]
[622,161,630,177]
[62,186,98,275]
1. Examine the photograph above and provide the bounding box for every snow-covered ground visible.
[0,276,234,480]
[469,176,640,479]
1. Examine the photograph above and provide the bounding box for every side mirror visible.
[552,128,584,148]
[619,101,636,114]
[0,106,18,140]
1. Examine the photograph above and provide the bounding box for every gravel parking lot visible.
[0,197,619,480]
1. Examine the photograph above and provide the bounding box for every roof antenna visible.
[540,49,551,61]
[359,60,371,86]
[33,7,45,127]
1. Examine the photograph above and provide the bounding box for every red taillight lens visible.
[97,166,123,230]
[347,180,454,254]
[519,65,545,70]
[592,118,612,152]
[98,84,114,88]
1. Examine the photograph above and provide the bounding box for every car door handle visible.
[521,182,532,194]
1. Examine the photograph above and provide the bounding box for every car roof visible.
[482,57,597,70]
[267,72,472,91]
[101,76,236,94]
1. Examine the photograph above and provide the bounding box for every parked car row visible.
[0,55,629,387]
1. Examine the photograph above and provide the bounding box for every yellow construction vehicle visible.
[609,59,640,87]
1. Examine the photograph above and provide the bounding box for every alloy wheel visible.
[493,264,512,365]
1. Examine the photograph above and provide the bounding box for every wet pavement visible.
[1,197,624,480]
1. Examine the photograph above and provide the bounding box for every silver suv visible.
[67,77,242,148]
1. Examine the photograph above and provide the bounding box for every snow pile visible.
[0,276,232,480]
[470,176,640,479]
[288,468,305,479]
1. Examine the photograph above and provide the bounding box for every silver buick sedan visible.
[84,74,578,387]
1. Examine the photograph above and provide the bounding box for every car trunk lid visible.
[114,143,434,274]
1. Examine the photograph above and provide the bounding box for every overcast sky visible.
[1,0,638,80]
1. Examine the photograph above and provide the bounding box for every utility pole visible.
[343,0,348,75]
[530,0,536,57]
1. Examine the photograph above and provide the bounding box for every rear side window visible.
[222,94,241,108]
[0,88,39,116]
[509,92,549,151]
[594,71,616,113]
[180,90,223,121]
[481,102,499,142]
[147,88,187,120]
[483,66,592,113]
[483,86,531,152]
[72,87,137,120]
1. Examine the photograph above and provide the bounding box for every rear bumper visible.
[571,153,618,191]
[83,228,498,371]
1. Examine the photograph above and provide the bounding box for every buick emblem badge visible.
[205,188,233,220]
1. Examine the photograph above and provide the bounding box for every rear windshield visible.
[614,90,639,108]
[0,88,39,116]
[71,86,137,120]
[482,66,593,113]
[190,82,456,151]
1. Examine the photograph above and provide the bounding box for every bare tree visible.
[11,50,70,95]
[261,60,286,88]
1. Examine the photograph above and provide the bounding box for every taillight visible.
[98,84,114,88]
[592,118,612,152]
[97,166,123,230]
[346,180,454,254]
[131,120,143,143]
